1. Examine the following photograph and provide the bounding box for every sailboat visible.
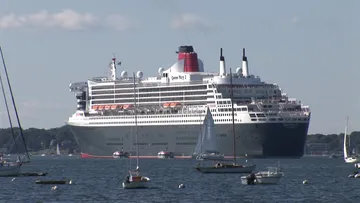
[195,50,256,173]
[56,143,61,156]
[343,116,360,163]
[192,107,224,161]
[0,46,30,176]
[122,72,150,189]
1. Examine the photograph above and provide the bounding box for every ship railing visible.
[85,105,207,118]
[276,111,309,117]
[251,109,308,117]
[248,98,302,105]
[140,81,207,87]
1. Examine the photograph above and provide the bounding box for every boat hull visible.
[345,157,360,163]
[196,164,256,173]
[67,122,309,158]
[0,163,21,177]
[241,175,282,185]
[122,179,150,189]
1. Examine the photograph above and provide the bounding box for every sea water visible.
[1,156,359,203]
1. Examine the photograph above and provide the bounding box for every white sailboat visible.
[192,107,224,161]
[56,143,61,156]
[122,72,150,189]
[0,46,30,176]
[343,116,360,163]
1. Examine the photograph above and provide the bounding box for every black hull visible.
[67,121,309,158]
[238,123,310,158]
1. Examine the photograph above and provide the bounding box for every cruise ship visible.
[66,45,311,158]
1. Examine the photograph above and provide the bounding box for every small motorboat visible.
[19,172,48,177]
[157,151,174,159]
[241,167,284,185]
[122,169,150,189]
[35,179,73,184]
[113,151,129,159]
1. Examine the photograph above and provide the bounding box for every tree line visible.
[0,126,358,153]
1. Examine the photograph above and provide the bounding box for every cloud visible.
[104,14,138,31]
[0,9,133,31]
[171,14,213,30]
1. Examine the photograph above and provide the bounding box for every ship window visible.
[219,134,226,137]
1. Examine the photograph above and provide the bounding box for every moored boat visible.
[241,166,284,185]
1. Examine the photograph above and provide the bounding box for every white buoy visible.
[69,180,73,184]
[11,178,15,182]
[51,186,57,190]
[302,180,308,184]
[178,184,185,188]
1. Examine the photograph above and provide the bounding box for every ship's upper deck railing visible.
[83,100,309,117]
[85,104,206,117]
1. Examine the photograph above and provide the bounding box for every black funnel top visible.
[220,48,224,61]
[242,48,247,61]
[178,46,194,53]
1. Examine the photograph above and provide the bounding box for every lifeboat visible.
[123,104,134,109]
[91,105,98,110]
[163,103,170,108]
[110,105,117,110]
[98,105,104,110]
[104,105,111,110]
[170,102,180,108]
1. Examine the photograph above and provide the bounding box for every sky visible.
[0,0,358,134]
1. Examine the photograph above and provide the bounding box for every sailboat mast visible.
[200,114,205,155]
[344,116,349,159]
[0,55,19,156]
[347,116,350,148]
[132,72,139,167]
[0,46,29,160]
[230,68,236,164]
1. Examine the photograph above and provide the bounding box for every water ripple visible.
[1,156,360,202]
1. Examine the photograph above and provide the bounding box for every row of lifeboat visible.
[163,102,181,108]
[91,102,182,111]
[91,104,134,111]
